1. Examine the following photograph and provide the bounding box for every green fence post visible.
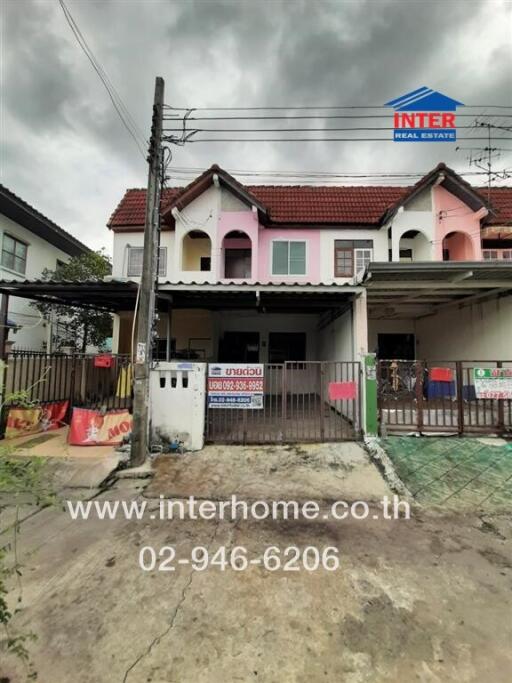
[363,353,378,436]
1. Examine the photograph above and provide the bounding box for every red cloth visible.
[328,382,357,400]
[430,367,453,382]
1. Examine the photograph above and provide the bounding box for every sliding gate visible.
[206,361,361,444]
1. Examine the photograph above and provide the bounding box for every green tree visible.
[32,250,112,353]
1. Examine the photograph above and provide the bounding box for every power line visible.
[164,105,512,111]
[167,166,509,179]
[163,125,506,133]
[184,137,512,143]
[163,113,512,121]
[58,0,147,160]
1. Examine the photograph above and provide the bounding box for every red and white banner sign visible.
[5,401,69,439]
[68,408,132,446]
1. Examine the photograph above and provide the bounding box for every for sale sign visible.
[473,368,512,400]
[208,364,264,409]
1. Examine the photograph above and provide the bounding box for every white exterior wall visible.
[150,362,206,450]
[112,230,175,280]
[415,297,512,360]
[389,188,435,262]
[318,308,353,362]
[368,297,512,361]
[319,228,387,284]
[0,213,73,350]
[174,185,219,284]
[112,185,220,284]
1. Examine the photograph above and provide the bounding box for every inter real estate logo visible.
[385,87,464,142]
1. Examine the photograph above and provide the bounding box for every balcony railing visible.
[482,248,512,261]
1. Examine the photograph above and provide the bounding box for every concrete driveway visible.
[2,441,512,683]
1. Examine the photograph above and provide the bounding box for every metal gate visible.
[206,361,361,444]
[378,359,512,435]
[2,351,132,412]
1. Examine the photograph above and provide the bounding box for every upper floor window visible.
[335,240,373,277]
[1,234,28,274]
[272,240,306,276]
[127,246,167,277]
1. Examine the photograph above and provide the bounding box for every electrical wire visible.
[162,125,509,133]
[163,114,512,121]
[164,105,512,111]
[183,137,512,143]
[165,166,510,179]
[58,0,147,160]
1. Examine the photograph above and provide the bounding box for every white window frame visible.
[1,233,28,275]
[271,240,307,277]
[354,248,373,277]
[127,246,167,277]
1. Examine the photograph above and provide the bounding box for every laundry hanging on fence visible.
[5,400,69,439]
[116,364,132,399]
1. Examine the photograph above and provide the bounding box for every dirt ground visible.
[145,442,392,501]
[1,441,512,683]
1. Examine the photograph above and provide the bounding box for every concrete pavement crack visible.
[122,518,222,683]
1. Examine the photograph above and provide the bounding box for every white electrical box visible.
[149,362,206,451]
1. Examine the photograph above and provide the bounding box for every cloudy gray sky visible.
[1,0,511,253]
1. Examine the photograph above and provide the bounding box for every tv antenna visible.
[456,119,512,202]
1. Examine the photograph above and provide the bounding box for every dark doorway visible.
[225,249,251,279]
[218,332,260,362]
[268,332,306,363]
[377,333,415,360]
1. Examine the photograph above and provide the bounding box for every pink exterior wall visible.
[433,186,483,261]
[443,231,474,260]
[257,228,321,283]
[218,212,321,283]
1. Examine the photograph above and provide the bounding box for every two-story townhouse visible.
[107,163,512,365]
[108,165,388,366]
[1,162,511,441]
[0,184,92,350]
[365,163,512,360]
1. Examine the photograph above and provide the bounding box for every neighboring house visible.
[0,184,92,351]
[107,163,512,363]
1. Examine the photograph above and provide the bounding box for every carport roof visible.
[365,261,512,283]
[0,279,138,311]
[0,279,360,313]
[364,262,512,320]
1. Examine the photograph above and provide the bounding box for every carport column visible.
[352,290,368,358]
[0,293,8,417]
[111,314,120,354]
[362,353,378,436]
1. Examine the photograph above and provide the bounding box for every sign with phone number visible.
[208,364,264,409]
[473,368,512,400]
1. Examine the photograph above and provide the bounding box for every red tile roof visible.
[107,174,512,229]
[484,187,512,226]
[108,187,182,228]
[246,185,408,224]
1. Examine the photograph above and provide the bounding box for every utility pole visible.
[131,76,164,466]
